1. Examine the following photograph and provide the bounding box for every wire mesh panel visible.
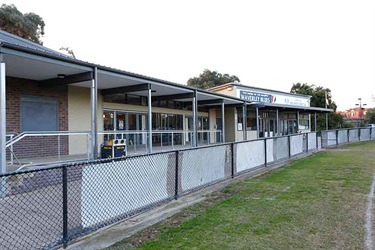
[302,134,307,152]
[266,137,289,163]
[290,135,304,156]
[266,139,274,164]
[372,128,375,140]
[80,153,176,230]
[349,129,359,142]
[337,130,348,145]
[66,165,84,240]
[321,131,336,148]
[360,128,371,141]
[308,132,317,151]
[0,168,63,250]
[236,140,265,173]
[179,145,231,194]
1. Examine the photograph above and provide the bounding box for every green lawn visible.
[108,141,375,250]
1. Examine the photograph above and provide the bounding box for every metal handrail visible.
[5,131,91,148]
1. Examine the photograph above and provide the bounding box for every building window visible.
[299,114,310,130]
[20,96,59,132]
[103,111,115,131]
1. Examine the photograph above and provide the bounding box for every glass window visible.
[237,108,243,131]
[103,111,115,131]
[116,113,126,130]
[126,94,141,105]
[299,114,310,130]
[246,110,256,130]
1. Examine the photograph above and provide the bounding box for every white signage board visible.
[238,89,310,107]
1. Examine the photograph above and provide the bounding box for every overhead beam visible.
[39,72,93,87]
[152,92,193,101]
[197,99,224,105]
[101,83,150,95]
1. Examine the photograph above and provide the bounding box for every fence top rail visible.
[97,130,221,134]
[321,127,371,132]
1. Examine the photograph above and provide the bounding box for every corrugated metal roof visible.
[0,29,72,59]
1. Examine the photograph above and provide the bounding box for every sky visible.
[3,0,375,111]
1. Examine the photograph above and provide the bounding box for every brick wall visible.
[6,77,69,160]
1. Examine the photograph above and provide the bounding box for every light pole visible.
[355,98,367,127]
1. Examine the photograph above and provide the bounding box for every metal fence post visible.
[231,143,235,178]
[306,133,309,152]
[316,132,318,149]
[58,135,61,161]
[336,130,339,147]
[347,129,350,143]
[358,128,361,141]
[174,151,179,200]
[288,135,291,158]
[62,165,68,248]
[264,139,267,166]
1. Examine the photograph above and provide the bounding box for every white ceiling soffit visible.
[3,52,89,81]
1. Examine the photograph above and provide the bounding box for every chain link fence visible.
[0,128,374,249]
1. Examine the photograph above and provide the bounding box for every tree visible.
[187,69,240,89]
[60,47,76,58]
[290,83,344,130]
[0,4,45,44]
[365,108,375,124]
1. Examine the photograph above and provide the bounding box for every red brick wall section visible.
[6,77,69,161]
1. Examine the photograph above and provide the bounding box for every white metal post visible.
[0,61,6,174]
[192,91,197,147]
[276,109,279,136]
[221,101,225,143]
[256,107,259,139]
[90,67,98,159]
[243,103,247,141]
[297,111,300,133]
[147,85,153,153]
[314,112,317,132]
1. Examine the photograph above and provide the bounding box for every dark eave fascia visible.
[39,72,93,87]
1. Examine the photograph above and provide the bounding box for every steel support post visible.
[242,103,247,141]
[147,85,153,153]
[326,113,328,130]
[0,60,5,174]
[221,101,225,143]
[276,109,279,136]
[314,112,317,132]
[90,67,98,159]
[297,111,300,132]
[192,91,197,147]
[256,107,259,139]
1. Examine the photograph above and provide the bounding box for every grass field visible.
[108,141,375,250]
